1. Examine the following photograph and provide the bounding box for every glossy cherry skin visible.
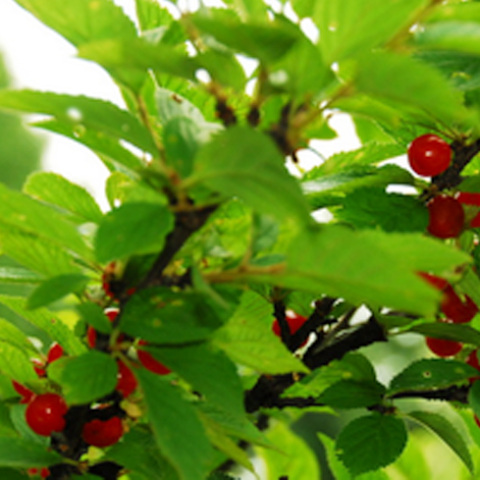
[87,309,119,348]
[407,134,451,177]
[137,341,171,375]
[441,285,478,323]
[82,416,123,447]
[427,195,465,239]
[115,360,137,398]
[425,336,462,357]
[25,393,68,436]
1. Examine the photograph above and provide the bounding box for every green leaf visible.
[335,188,428,232]
[23,172,103,224]
[106,427,179,480]
[155,87,207,125]
[12,0,137,47]
[0,437,62,468]
[407,410,473,473]
[318,432,389,480]
[406,321,480,346]
[0,319,38,355]
[318,379,386,409]
[0,90,157,155]
[199,403,271,448]
[202,416,254,472]
[268,33,333,98]
[336,413,407,476]
[106,172,167,207]
[353,52,472,127]
[256,421,321,480]
[190,126,311,224]
[415,21,480,56]
[27,274,89,309]
[0,182,90,260]
[0,468,29,480]
[47,351,117,405]
[303,165,414,209]
[144,343,245,418]
[0,343,37,385]
[191,11,299,63]
[0,295,87,356]
[136,368,215,480]
[0,267,41,284]
[76,303,112,335]
[285,353,376,398]
[163,117,220,179]
[35,119,143,174]
[247,226,453,316]
[0,228,81,277]
[314,0,429,63]
[196,50,247,91]
[388,359,479,395]
[213,291,309,374]
[135,0,174,32]
[469,380,480,423]
[94,203,174,263]
[120,288,222,344]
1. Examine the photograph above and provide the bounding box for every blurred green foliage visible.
[0,51,42,190]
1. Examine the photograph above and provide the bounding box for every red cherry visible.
[87,309,120,348]
[441,285,478,323]
[46,343,64,364]
[472,213,480,228]
[425,336,462,357]
[82,417,123,447]
[407,134,451,177]
[417,272,448,291]
[272,312,309,347]
[115,360,137,397]
[12,380,35,404]
[137,341,171,375]
[427,195,465,239]
[25,393,68,436]
[456,192,480,206]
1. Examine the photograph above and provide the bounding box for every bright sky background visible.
[0,0,361,210]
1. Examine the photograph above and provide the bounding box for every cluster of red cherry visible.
[13,294,172,473]
[408,134,480,356]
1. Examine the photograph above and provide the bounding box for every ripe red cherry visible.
[272,312,309,347]
[441,285,478,323]
[115,360,137,397]
[456,192,480,206]
[25,393,68,436]
[427,195,465,239]
[87,309,119,348]
[12,380,35,404]
[46,343,64,364]
[31,358,46,378]
[82,416,123,447]
[425,336,462,357]
[137,341,171,375]
[407,134,451,177]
